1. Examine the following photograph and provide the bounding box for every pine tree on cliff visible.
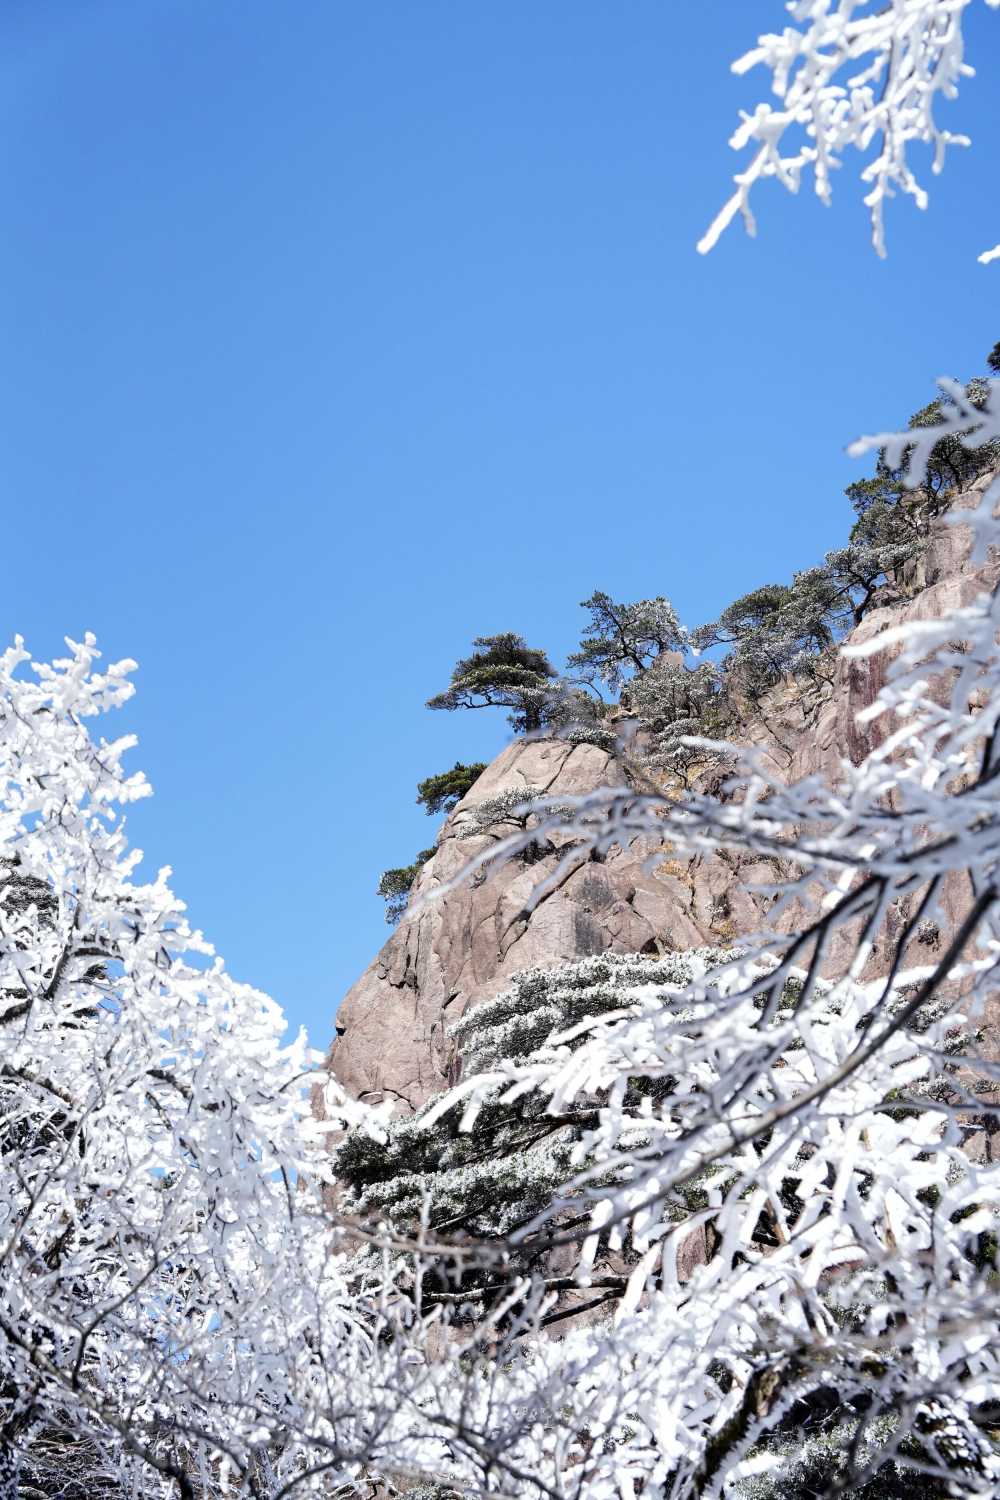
[844,375,1000,520]
[567,590,685,696]
[416,761,487,816]
[333,948,739,1314]
[426,632,557,733]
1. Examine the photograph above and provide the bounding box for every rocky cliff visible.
[325,734,761,1111]
[320,473,999,1116]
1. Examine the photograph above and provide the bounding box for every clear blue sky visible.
[3,1,998,1051]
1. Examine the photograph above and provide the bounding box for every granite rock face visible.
[322,735,761,1111]
[733,481,998,787]
[320,474,999,1116]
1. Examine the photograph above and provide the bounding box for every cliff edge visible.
[321,473,998,1116]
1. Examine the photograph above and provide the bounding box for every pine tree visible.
[427,633,557,733]
[333,949,736,1320]
[416,762,487,817]
[567,590,684,694]
[377,848,437,924]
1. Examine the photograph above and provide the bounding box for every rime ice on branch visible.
[336,389,1000,1497]
[0,635,468,1497]
[700,0,1000,261]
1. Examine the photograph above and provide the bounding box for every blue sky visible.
[3,1,998,1051]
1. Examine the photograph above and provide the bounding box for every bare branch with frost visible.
[7,415,1000,1498]
[0,635,580,1500]
[701,0,999,261]
[354,417,1000,1494]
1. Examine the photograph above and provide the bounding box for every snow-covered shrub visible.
[0,636,428,1498]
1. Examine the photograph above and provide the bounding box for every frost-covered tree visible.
[334,950,738,1321]
[624,656,727,779]
[464,787,544,832]
[840,489,929,592]
[537,679,618,749]
[398,391,1000,1498]
[17,12,1000,1500]
[416,762,487,818]
[687,370,1000,705]
[568,590,685,695]
[700,0,1000,263]
[427,633,556,733]
[561,591,728,773]
[0,634,470,1500]
[694,569,848,699]
[845,380,1000,521]
[823,531,916,625]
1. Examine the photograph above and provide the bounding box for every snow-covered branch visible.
[701,0,998,260]
[346,415,1000,1494]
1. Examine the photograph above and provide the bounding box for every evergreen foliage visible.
[567,590,685,693]
[394,360,999,922]
[426,632,557,733]
[844,381,1000,519]
[694,571,846,699]
[465,786,543,831]
[416,762,487,817]
[409,364,996,824]
[537,679,617,746]
[828,512,918,619]
[563,593,725,775]
[334,949,737,1256]
[686,364,1000,708]
[377,848,437,924]
[624,656,726,771]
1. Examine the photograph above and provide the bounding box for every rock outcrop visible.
[320,473,999,1116]
[324,734,776,1111]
